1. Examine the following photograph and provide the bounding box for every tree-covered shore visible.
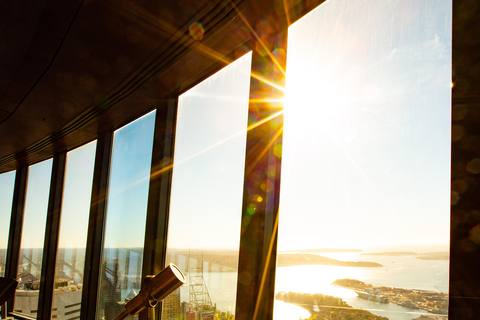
[276,291,388,320]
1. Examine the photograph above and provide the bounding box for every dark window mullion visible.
[37,152,67,319]
[141,98,178,320]
[80,133,113,320]
[4,166,28,316]
[235,12,287,320]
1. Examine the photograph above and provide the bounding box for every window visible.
[0,170,15,317]
[97,111,156,320]
[15,159,53,317]
[275,0,451,319]
[164,52,252,320]
[52,141,97,319]
[0,170,15,278]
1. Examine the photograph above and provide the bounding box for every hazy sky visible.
[0,170,15,252]
[278,0,452,250]
[0,0,452,253]
[20,159,53,250]
[167,52,251,250]
[57,140,97,250]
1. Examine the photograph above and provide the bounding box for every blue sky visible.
[103,111,156,248]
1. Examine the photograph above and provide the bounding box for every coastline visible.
[333,279,448,315]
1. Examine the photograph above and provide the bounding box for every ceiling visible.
[0,0,310,173]
[1,0,479,175]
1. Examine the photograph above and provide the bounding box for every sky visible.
[57,140,97,251]
[167,52,252,250]
[278,0,452,250]
[0,0,453,254]
[0,170,16,252]
[20,159,53,250]
[103,110,156,249]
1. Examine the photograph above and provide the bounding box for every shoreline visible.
[333,279,448,315]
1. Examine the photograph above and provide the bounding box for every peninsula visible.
[333,279,448,315]
[276,291,388,320]
[277,253,383,267]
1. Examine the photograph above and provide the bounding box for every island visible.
[333,279,448,315]
[277,253,383,267]
[276,291,388,320]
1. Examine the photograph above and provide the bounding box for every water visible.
[118,248,448,320]
[273,250,449,320]
[184,250,449,320]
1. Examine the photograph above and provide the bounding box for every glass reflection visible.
[0,170,16,278]
[0,171,15,277]
[0,170,15,318]
[276,0,451,319]
[97,111,156,320]
[164,52,251,320]
[51,141,96,319]
[15,159,53,318]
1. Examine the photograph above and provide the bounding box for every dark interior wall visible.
[450,0,480,318]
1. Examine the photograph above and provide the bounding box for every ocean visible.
[194,246,449,320]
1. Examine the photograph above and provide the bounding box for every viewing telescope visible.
[114,264,185,320]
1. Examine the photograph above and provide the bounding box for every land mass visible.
[361,251,449,260]
[415,252,449,260]
[277,253,383,267]
[333,278,448,315]
[166,250,383,271]
[283,248,363,253]
[361,252,417,256]
[276,291,388,320]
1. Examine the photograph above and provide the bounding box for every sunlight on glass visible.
[0,170,16,277]
[97,111,156,320]
[276,0,452,319]
[15,159,53,318]
[51,141,96,319]
[164,52,252,320]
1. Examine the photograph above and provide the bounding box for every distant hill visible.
[277,253,383,267]
[282,248,363,253]
[165,250,382,270]
[360,251,449,260]
[415,252,449,260]
[361,252,417,256]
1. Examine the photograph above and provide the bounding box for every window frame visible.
[3,0,479,318]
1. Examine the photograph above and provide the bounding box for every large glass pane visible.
[97,111,156,320]
[0,170,15,278]
[51,141,96,319]
[0,170,16,318]
[164,52,251,320]
[15,159,53,317]
[275,1,451,320]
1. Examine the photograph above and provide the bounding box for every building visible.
[162,288,181,320]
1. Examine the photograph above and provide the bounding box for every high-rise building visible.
[162,288,181,320]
